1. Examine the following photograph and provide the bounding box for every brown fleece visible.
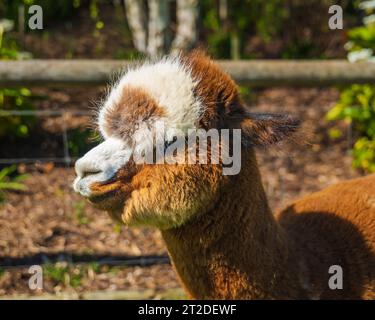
[162,152,375,299]
[162,150,308,299]
[102,86,165,141]
[181,50,242,129]
[277,175,375,299]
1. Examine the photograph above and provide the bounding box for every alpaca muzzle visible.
[73,137,132,197]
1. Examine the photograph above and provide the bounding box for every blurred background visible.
[0,0,374,299]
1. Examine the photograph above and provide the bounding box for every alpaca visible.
[73,51,375,299]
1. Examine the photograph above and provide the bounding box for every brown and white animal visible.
[73,51,375,299]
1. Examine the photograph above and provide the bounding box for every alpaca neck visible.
[161,152,308,299]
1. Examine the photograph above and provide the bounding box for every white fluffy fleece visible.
[75,56,205,197]
[98,55,204,141]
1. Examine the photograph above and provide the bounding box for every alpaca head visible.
[73,51,300,229]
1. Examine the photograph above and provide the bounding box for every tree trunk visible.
[147,0,170,57]
[171,0,198,53]
[123,0,147,53]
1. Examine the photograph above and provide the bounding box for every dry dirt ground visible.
[0,86,362,298]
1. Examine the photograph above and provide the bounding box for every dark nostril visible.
[75,158,102,179]
[81,169,101,179]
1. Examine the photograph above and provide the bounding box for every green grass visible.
[44,263,83,288]
[0,165,28,202]
[73,201,89,225]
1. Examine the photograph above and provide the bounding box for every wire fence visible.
[0,253,170,270]
[0,109,93,166]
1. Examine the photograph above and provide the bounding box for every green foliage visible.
[73,200,89,225]
[2,0,79,28]
[1,0,104,42]
[238,86,254,104]
[281,39,323,59]
[0,21,31,202]
[89,0,105,54]
[200,0,346,59]
[0,165,28,202]
[87,262,100,273]
[0,88,35,138]
[327,84,375,172]
[44,262,106,288]
[0,19,35,138]
[114,48,142,60]
[347,24,375,52]
[113,222,122,234]
[44,263,84,288]
[327,1,375,173]
[0,0,357,60]
[328,127,343,139]
[352,137,375,172]
[201,0,285,58]
[68,128,100,158]
[201,0,230,58]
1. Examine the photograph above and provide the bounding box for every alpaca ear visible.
[238,112,301,146]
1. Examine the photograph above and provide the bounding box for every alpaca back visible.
[277,174,375,299]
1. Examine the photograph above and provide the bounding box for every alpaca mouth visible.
[88,189,118,204]
[74,170,134,211]
[87,181,134,211]
[86,187,128,211]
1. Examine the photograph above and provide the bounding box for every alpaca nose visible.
[73,138,132,197]
[75,158,102,179]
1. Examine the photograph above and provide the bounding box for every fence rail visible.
[1,59,375,87]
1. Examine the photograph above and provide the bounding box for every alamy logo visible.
[28,5,43,30]
[130,120,242,176]
[328,265,343,290]
[328,5,343,30]
[28,265,43,290]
